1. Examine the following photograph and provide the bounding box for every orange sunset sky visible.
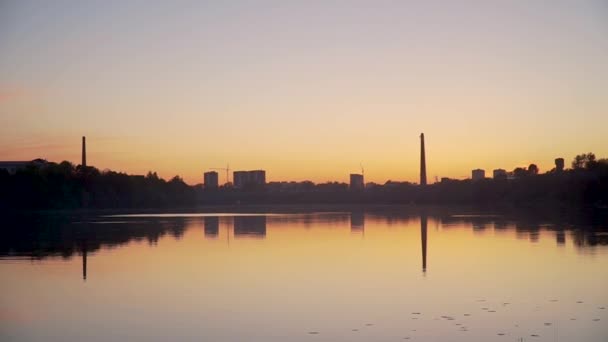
[1,1,607,184]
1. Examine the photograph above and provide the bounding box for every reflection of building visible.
[556,230,566,245]
[350,211,364,231]
[233,170,266,189]
[81,240,87,281]
[204,171,219,189]
[350,174,364,190]
[234,216,266,238]
[421,214,427,273]
[555,158,565,172]
[493,169,507,180]
[472,169,485,181]
[204,216,219,238]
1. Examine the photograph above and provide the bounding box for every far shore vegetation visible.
[1,153,606,211]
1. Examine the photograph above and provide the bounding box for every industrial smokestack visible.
[82,136,86,167]
[420,133,427,186]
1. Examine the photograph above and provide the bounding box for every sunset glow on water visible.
[1,210,607,341]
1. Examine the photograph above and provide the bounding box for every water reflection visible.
[421,214,427,274]
[1,209,607,280]
[204,216,219,238]
[233,216,266,238]
[81,239,87,280]
[1,208,608,341]
[350,211,365,232]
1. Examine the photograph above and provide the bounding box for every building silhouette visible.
[233,170,266,189]
[493,169,507,180]
[420,133,427,186]
[555,158,565,172]
[81,136,86,167]
[204,171,219,189]
[472,169,485,181]
[349,174,364,190]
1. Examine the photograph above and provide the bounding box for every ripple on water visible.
[308,331,319,335]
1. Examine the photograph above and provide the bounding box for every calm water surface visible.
[1,209,607,341]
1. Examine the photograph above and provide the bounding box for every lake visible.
[1,207,607,341]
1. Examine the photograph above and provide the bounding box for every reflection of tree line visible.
[1,211,606,280]
[438,214,608,247]
[0,215,190,260]
[2,212,605,259]
[1,215,275,260]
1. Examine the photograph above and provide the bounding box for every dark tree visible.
[572,153,596,169]
[513,167,528,179]
[528,164,539,175]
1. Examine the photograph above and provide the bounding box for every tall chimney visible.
[420,133,427,186]
[82,136,86,167]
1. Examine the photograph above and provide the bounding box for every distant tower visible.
[82,136,87,167]
[420,133,427,186]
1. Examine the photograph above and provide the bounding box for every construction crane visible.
[210,164,231,185]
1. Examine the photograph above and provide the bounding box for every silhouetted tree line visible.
[0,162,195,210]
[1,153,606,210]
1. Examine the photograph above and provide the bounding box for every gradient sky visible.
[1,1,607,184]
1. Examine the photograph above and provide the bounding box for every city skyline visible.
[1,133,584,186]
[1,1,607,184]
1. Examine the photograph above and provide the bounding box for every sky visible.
[1,1,607,185]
